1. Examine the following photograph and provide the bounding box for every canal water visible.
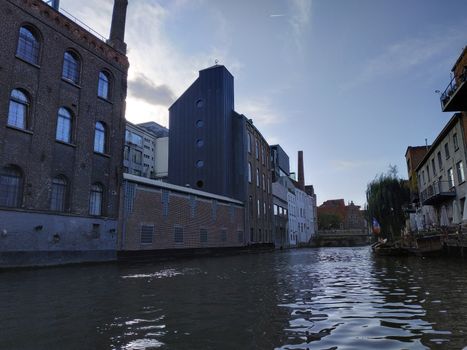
[1,247,467,349]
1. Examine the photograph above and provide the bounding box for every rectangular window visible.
[124,146,130,161]
[237,230,244,243]
[220,229,227,242]
[174,226,183,243]
[257,199,260,218]
[256,168,260,188]
[427,164,430,182]
[141,225,154,245]
[248,163,252,183]
[247,133,251,153]
[445,143,450,159]
[453,133,459,150]
[274,204,278,215]
[431,158,436,176]
[133,150,142,165]
[262,173,266,191]
[457,161,465,183]
[422,170,426,185]
[437,151,443,169]
[255,140,259,159]
[200,229,208,243]
[448,168,454,188]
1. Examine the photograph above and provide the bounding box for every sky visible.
[60,0,467,207]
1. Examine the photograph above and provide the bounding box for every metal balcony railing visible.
[420,181,456,205]
[440,71,466,109]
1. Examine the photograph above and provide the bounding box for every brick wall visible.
[120,177,245,251]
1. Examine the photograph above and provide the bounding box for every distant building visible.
[405,146,430,205]
[124,121,168,179]
[168,65,273,245]
[305,185,318,234]
[318,199,365,231]
[0,0,129,267]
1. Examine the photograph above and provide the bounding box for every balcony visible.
[420,181,456,206]
[440,71,467,112]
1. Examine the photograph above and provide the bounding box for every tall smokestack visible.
[108,0,128,54]
[298,150,305,190]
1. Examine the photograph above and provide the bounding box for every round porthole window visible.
[196,180,204,188]
[196,99,204,108]
[196,139,204,148]
[196,160,204,168]
[196,120,204,128]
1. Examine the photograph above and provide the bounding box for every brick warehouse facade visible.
[0,0,129,267]
[119,174,245,255]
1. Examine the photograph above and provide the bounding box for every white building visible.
[415,113,467,229]
[124,121,169,179]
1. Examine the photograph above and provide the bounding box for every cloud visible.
[340,24,467,91]
[270,14,285,18]
[240,98,283,126]
[128,74,175,107]
[288,0,312,52]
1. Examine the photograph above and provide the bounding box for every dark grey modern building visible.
[169,65,273,244]
[271,144,290,182]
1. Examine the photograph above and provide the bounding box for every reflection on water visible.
[1,248,467,349]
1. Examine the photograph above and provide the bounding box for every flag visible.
[372,218,381,235]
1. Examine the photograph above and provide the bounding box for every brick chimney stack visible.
[298,150,305,190]
[108,0,128,54]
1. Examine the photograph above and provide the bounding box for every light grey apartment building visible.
[124,121,168,179]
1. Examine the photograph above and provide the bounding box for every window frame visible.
[50,175,68,212]
[7,89,30,130]
[94,121,106,154]
[0,165,23,208]
[55,107,73,143]
[16,25,41,65]
[97,70,111,100]
[89,183,104,216]
[62,50,81,85]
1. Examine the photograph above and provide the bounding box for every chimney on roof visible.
[298,150,305,190]
[108,0,128,54]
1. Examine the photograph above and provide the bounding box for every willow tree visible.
[366,166,410,240]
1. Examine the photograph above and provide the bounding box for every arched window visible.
[16,26,40,64]
[62,51,80,84]
[256,168,260,188]
[98,71,110,99]
[248,162,252,183]
[94,122,106,153]
[0,165,23,208]
[8,89,29,129]
[89,183,103,216]
[56,107,72,143]
[50,176,67,212]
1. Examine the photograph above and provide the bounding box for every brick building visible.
[318,199,365,231]
[168,65,273,245]
[405,146,430,204]
[119,174,245,254]
[0,0,129,267]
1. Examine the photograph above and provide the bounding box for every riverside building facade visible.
[168,65,273,245]
[0,0,129,267]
